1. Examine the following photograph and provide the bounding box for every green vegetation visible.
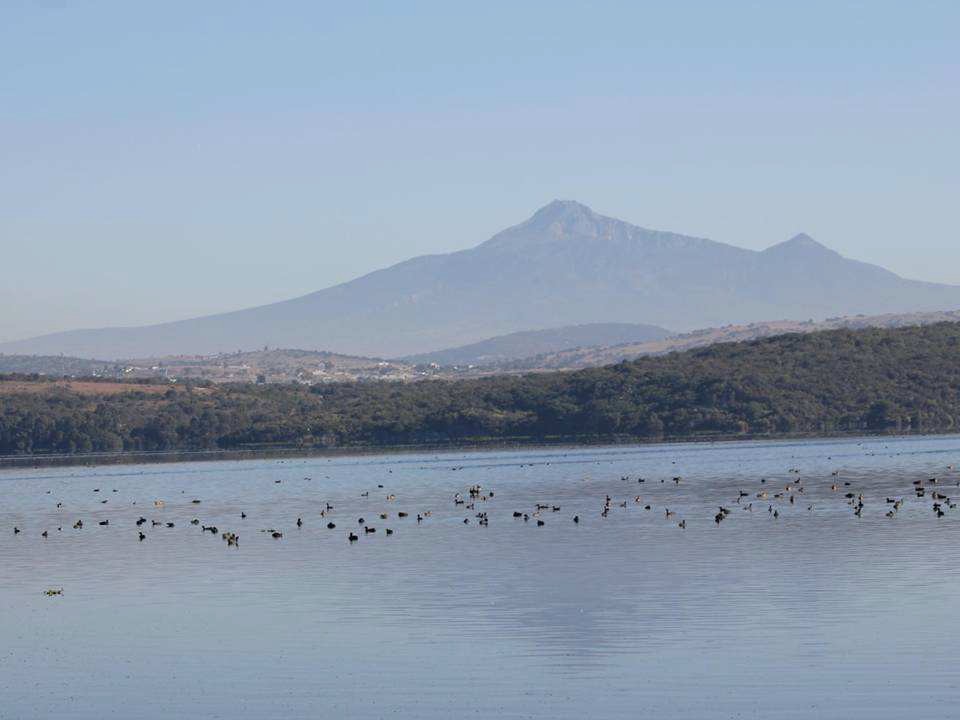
[3,322,960,456]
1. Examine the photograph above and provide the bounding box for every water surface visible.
[3,435,960,719]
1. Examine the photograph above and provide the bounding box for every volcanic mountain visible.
[5,200,960,359]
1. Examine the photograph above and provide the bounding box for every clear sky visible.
[1,1,957,342]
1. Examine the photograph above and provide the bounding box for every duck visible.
[348,532,359,542]
[138,532,146,541]
[327,522,336,529]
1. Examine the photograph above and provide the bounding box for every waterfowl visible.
[41,530,48,538]
[272,531,283,539]
[138,532,146,541]
[296,517,303,528]
[537,519,545,526]
[573,515,580,523]
[348,532,358,542]
[327,522,336,529]
[385,528,394,535]
[99,520,109,526]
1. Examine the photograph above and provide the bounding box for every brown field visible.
[0,380,201,396]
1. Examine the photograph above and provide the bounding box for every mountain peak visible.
[764,233,834,256]
[528,199,597,226]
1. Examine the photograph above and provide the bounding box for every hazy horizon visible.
[2,1,958,342]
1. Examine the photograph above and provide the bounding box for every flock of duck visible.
[8,461,960,552]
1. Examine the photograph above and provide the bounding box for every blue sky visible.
[1,1,957,341]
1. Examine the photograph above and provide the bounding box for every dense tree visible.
[3,322,960,456]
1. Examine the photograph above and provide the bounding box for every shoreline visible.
[2,428,957,472]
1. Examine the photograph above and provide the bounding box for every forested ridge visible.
[3,322,960,456]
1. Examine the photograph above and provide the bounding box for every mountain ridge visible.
[4,200,959,359]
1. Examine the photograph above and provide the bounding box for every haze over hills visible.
[400,322,672,366]
[5,200,960,360]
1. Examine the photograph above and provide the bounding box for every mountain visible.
[400,322,672,366]
[5,200,960,360]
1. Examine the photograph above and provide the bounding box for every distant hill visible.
[6,321,960,456]
[401,322,672,366]
[0,354,112,377]
[506,310,960,370]
[4,200,960,360]
[1,348,424,384]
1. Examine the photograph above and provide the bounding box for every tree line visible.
[3,322,960,456]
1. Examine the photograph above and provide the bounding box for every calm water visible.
[3,435,960,719]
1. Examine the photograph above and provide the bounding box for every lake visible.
[3,435,960,719]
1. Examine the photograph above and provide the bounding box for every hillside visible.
[401,322,672,366]
[4,322,960,456]
[504,310,960,370]
[5,201,960,360]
